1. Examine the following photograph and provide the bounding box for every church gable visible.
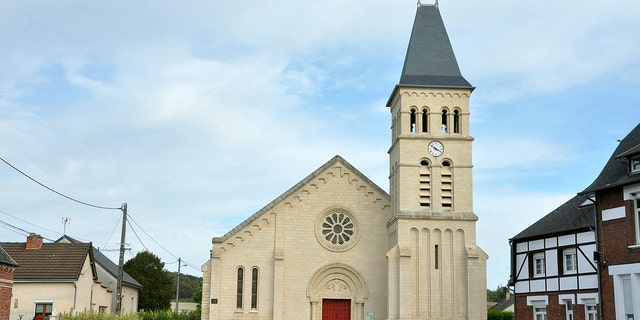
[212,155,389,257]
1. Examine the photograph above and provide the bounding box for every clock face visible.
[428,141,444,157]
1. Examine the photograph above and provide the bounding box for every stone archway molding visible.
[307,263,369,320]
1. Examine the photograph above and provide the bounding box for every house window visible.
[635,196,640,244]
[534,307,547,320]
[434,244,439,269]
[586,304,597,320]
[533,252,545,277]
[236,267,244,309]
[623,276,634,320]
[35,302,53,317]
[564,300,574,320]
[563,248,577,274]
[251,267,259,310]
[631,156,640,173]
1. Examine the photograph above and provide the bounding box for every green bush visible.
[60,310,199,320]
[488,309,514,320]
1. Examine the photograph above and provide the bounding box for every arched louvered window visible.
[419,160,431,207]
[441,160,453,208]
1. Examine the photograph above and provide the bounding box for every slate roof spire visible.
[398,3,472,88]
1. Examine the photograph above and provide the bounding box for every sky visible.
[1,0,639,291]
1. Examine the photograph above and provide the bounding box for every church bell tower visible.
[385,3,487,319]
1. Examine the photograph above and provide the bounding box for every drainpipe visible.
[90,281,94,311]
[73,281,78,313]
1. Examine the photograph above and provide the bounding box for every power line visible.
[126,217,149,252]
[0,208,61,235]
[0,156,122,211]
[0,219,56,241]
[128,214,178,260]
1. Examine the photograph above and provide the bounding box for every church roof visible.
[213,155,390,243]
[397,4,472,89]
[581,123,640,194]
[510,195,595,241]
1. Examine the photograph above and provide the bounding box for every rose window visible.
[322,212,354,245]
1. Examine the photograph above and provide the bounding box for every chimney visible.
[26,233,43,250]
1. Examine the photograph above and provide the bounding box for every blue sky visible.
[1,0,639,290]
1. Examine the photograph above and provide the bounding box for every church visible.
[201,3,487,320]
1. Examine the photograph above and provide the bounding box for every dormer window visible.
[632,155,640,173]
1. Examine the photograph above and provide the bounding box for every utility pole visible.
[116,203,127,315]
[175,257,181,313]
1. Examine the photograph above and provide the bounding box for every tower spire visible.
[398,4,471,88]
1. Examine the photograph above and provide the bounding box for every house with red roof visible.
[0,234,113,319]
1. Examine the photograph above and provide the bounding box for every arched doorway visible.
[306,263,368,320]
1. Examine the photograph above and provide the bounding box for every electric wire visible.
[128,214,178,260]
[1,155,201,272]
[0,156,122,211]
[1,208,63,237]
[0,219,56,241]
[126,217,149,252]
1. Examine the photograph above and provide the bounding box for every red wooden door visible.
[322,299,351,320]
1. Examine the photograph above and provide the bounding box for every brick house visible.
[510,195,599,320]
[0,245,18,320]
[510,123,640,320]
[580,123,640,320]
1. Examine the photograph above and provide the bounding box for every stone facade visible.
[201,4,487,320]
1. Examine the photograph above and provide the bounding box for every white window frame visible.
[563,247,578,274]
[565,300,574,320]
[635,196,640,245]
[533,252,546,277]
[632,156,640,173]
[623,276,634,320]
[534,306,547,320]
[586,304,597,320]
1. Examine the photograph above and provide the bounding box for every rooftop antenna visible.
[62,217,71,235]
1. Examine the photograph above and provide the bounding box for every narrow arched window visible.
[441,161,453,208]
[441,110,448,133]
[453,110,460,133]
[236,267,244,309]
[251,267,259,309]
[421,109,428,133]
[419,160,431,207]
[410,109,417,133]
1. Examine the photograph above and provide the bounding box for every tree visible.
[487,285,509,302]
[124,251,174,311]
